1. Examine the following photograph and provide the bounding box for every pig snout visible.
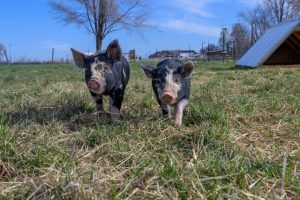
[161,91,174,104]
[88,78,101,91]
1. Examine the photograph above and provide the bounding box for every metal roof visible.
[237,17,300,68]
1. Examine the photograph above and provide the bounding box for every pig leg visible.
[158,101,169,116]
[174,99,188,126]
[109,97,119,121]
[109,89,124,122]
[91,93,104,113]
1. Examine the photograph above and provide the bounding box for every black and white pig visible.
[140,59,193,126]
[71,40,130,121]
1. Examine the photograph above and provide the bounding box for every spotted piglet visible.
[71,40,130,121]
[140,59,193,126]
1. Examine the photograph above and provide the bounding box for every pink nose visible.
[161,92,174,104]
[88,79,101,90]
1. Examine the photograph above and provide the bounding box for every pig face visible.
[71,40,122,95]
[140,60,193,105]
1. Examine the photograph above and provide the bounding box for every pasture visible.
[0,62,299,199]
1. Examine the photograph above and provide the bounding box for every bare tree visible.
[0,43,9,63]
[0,43,5,54]
[218,28,230,51]
[264,0,298,23]
[292,1,300,15]
[230,23,250,58]
[239,0,300,44]
[49,0,148,51]
[239,4,271,43]
[0,43,5,62]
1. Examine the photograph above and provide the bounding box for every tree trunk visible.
[95,0,106,51]
[4,50,9,64]
[96,34,103,51]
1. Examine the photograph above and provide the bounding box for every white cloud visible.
[238,0,263,7]
[41,41,71,52]
[172,0,264,17]
[160,19,221,37]
[171,0,219,18]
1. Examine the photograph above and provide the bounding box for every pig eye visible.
[103,66,109,70]
[174,77,180,84]
[95,66,101,70]
[154,79,161,84]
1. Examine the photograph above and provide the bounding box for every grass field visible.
[0,62,299,199]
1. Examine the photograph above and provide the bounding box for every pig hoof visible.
[110,113,120,122]
[111,114,121,122]
[96,111,104,117]
[175,121,182,127]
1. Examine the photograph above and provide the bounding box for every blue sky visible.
[0,0,262,61]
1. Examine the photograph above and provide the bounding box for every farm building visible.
[237,17,300,68]
[149,50,198,60]
[207,50,227,61]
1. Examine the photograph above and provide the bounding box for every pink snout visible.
[88,79,101,91]
[161,91,174,104]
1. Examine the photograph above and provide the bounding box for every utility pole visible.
[52,48,54,64]
[200,42,202,60]
[207,40,210,62]
[203,41,206,62]
[9,43,12,63]
[222,28,226,64]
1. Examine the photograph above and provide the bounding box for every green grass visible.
[0,62,299,199]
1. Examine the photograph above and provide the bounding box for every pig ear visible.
[106,39,122,62]
[139,63,155,79]
[71,48,86,68]
[181,61,193,77]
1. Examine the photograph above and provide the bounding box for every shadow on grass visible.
[207,66,256,72]
[0,101,153,132]
[0,101,115,131]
